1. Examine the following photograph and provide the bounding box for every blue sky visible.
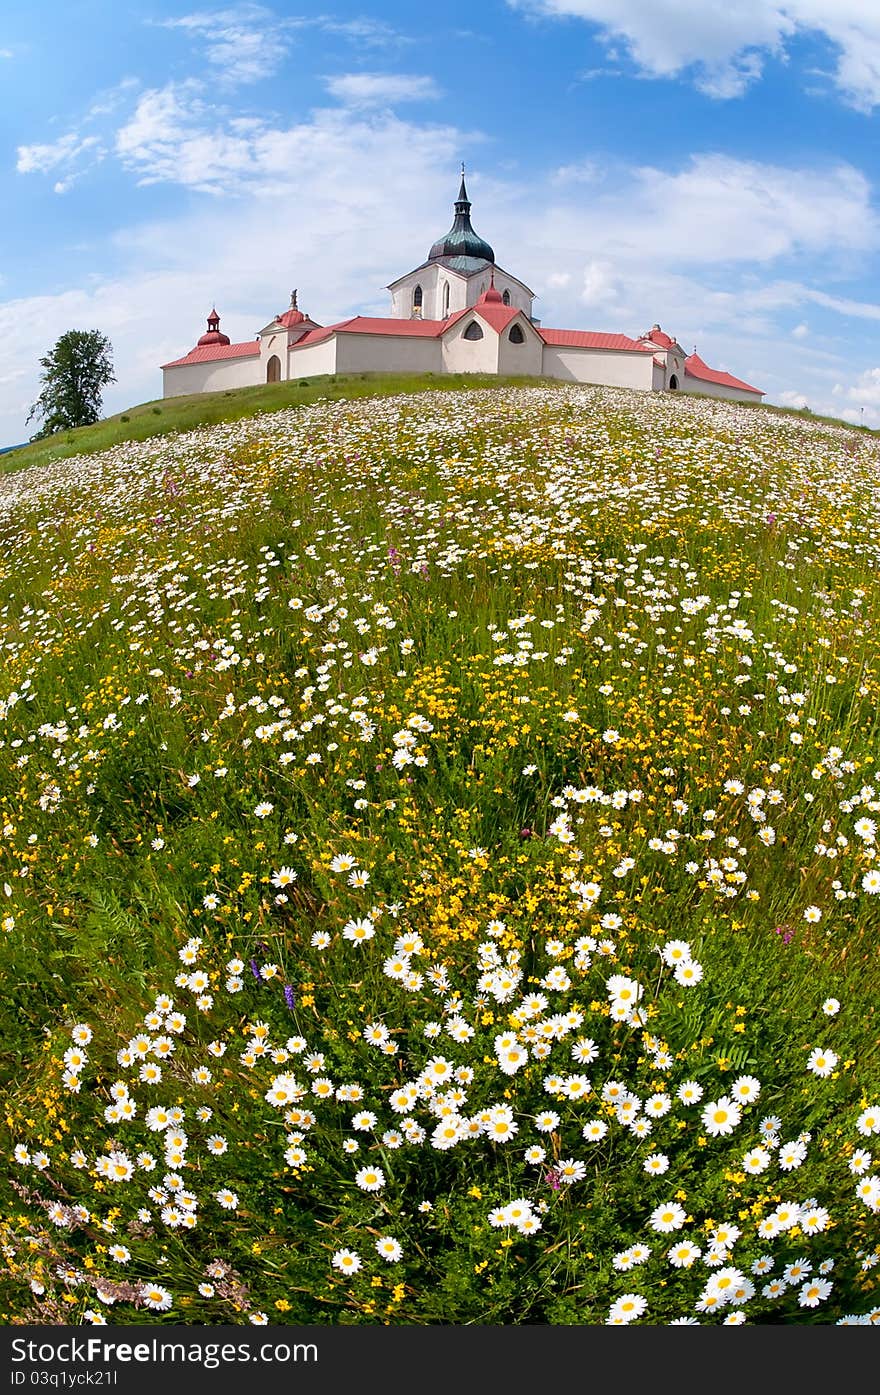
[5,1,880,443]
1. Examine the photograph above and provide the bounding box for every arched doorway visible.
[669,374,679,390]
[267,355,281,383]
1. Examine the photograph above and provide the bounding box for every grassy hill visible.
[4,372,871,479]
[1,378,879,1327]
[1,372,561,477]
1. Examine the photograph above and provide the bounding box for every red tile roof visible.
[289,317,449,350]
[337,316,448,336]
[289,326,337,349]
[161,341,261,369]
[541,328,652,353]
[685,352,763,396]
[301,316,450,344]
[470,303,524,333]
[643,326,675,349]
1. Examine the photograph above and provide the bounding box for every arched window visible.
[502,289,511,306]
[442,281,450,317]
[669,374,679,391]
[463,321,484,341]
[412,284,423,317]
[509,323,525,344]
[267,354,281,383]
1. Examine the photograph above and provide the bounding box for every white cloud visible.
[804,287,880,320]
[298,16,410,49]
[778,389,810,407]
[550,159,601,185]
[111,84,464,196]
[16,134,103,176]
[530,156,877,279]
[322,73,441,107]
[86,77,141,120]
[158,5,291,85]
[579,259,623,310]
[792,322,809,338]
[509,1,880,109]
[114,82,261,191]
[828,366,880,425]
[834,365,880,405]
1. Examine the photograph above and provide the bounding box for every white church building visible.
[161,173,763,404]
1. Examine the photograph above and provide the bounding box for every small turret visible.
[197,308,230,347]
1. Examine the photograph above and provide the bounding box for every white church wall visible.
[442,318,500,374]
[336,333,442,375]
[390,265,439,319]
[260,331,289,382]
[542,346,654,391]
[162,356,260,399]
[388,265,534,322]
[667,353,685,390]
[288,337,339,379]
[497,321,544,377]
[464,269,530,316]
[682,376,760,403]
[442,274,470,319]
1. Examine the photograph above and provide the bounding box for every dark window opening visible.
[669,373,679,390]
[463,321,484,341]
[412,285,423,317]
[509,323,525,344]
[502,289,511,306]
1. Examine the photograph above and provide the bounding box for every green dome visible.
[428,174,494,265]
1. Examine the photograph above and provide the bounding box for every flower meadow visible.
[1,381,879,1327]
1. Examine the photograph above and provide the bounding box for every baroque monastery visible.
[161,173,763,404]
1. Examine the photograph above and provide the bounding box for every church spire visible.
[428,165,495,265]
[456,162,469,212]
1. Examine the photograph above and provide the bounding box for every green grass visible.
[6,372,874,482]
[0,378,879,1327]
[1,372,562,477]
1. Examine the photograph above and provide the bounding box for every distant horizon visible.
[5,1,880,442]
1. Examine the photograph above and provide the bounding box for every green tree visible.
[26,329,116,439]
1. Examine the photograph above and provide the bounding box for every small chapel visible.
[161,171,763,404]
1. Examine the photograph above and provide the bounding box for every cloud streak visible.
[508,1,880,110]
[157,5,292,86]
[323,73,441,107]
